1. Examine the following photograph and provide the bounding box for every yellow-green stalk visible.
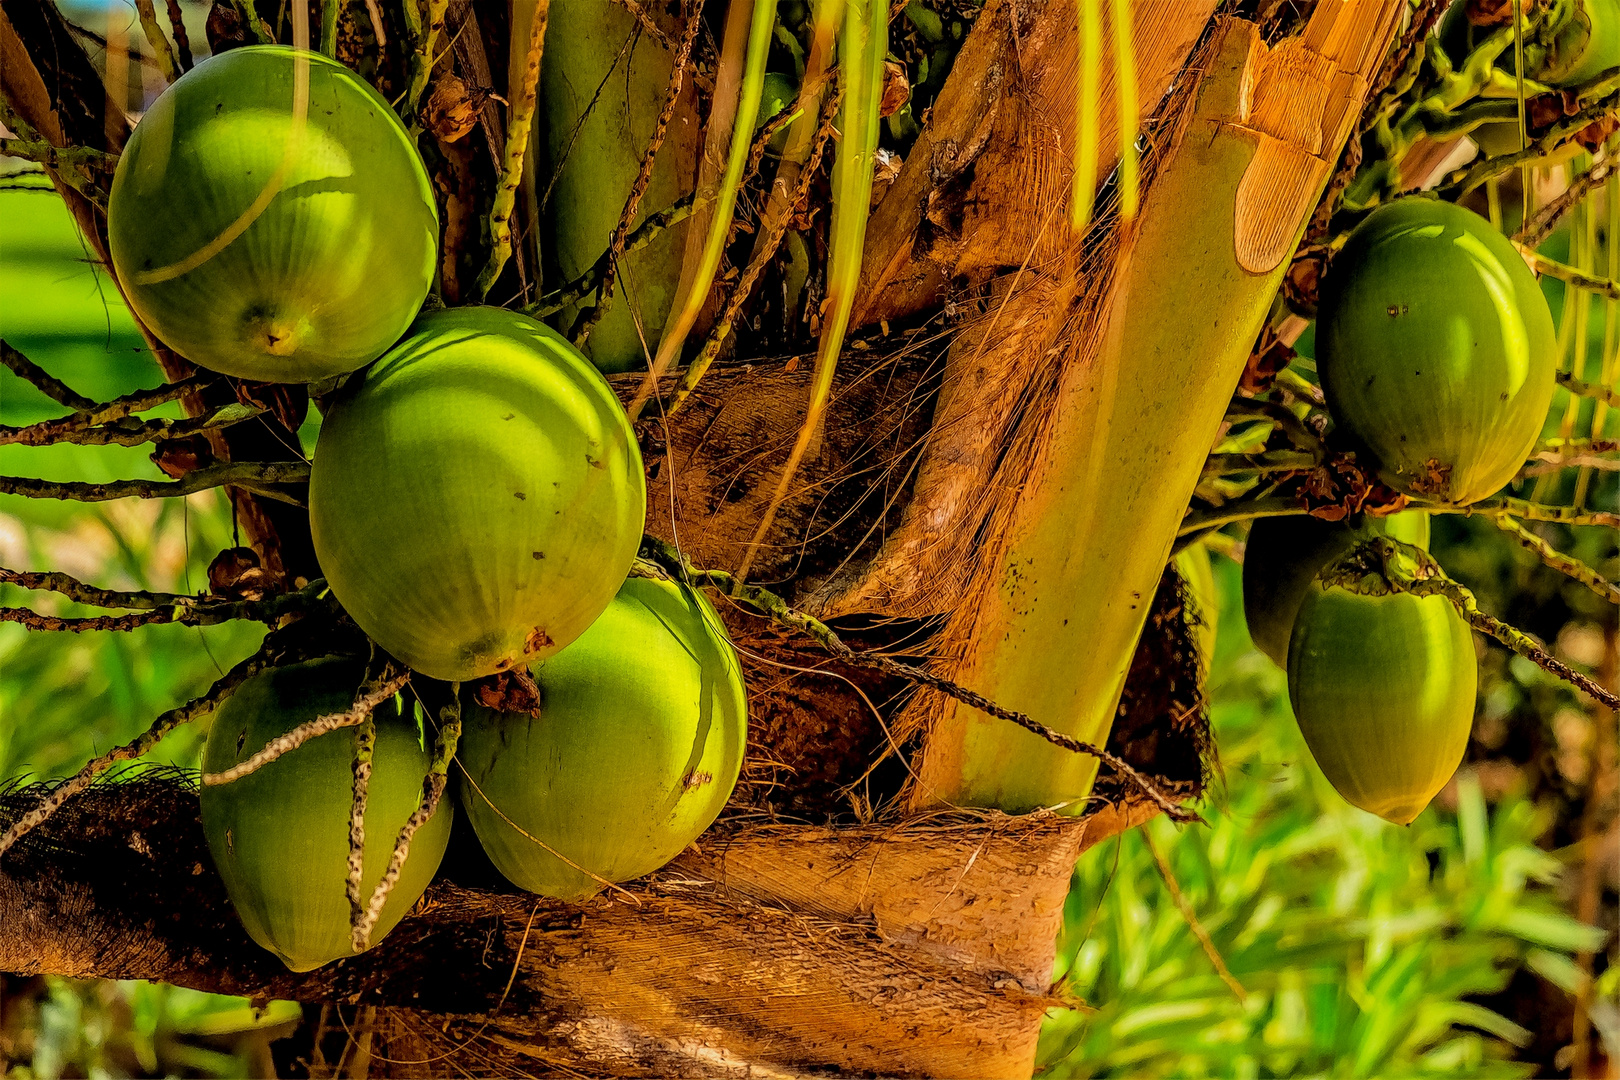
[623,0,776,405]
[474,0,549,299]
[736,0,887,584]
[1110,0,1138,220]
[1070,0,1102,231]
[913,3,1402,813]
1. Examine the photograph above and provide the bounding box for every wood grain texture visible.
[0,780,1143,1078]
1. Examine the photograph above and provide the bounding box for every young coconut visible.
[456,576,747,902]
[309,307,646,683]
[108,46,437,382]
[1287,569,1476,825]
[1242,511,1430,667]
[200,658,452,972]
[1316,199,1556,505]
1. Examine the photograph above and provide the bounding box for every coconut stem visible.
[668,88,842,417]
[633,539,1201,823]
[354,690,460,950]
[0,140,117,178]
[132,0,179,82]
[1,340,97,410]
[571,0,707,348]
[346,717,377,952]
[162,0,192,72]
[1,401,264,449]
[1492,516,1620,605]
[472,0,550,300]
[0,461,310,506]
[1516,156,1614,249]
[321,0,341,58]
[0,577,327,633]
[1525,254,1620,303]
[0,640,279,859]
[1437,85,1620,197]
[1329,538,1620,710]
[202,670,411,787]
[406,0,451,117]
[523,195,699,319]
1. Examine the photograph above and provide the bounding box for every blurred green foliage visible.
[1036,557,1608,1079]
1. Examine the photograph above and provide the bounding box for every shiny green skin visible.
[1318,199,1556,505]
[200,658,452,972]
[310,308,646,682]
[457,577,747,902]
[1439,0,1620,89]
[109,47,436,382]
[1288,583,1476,825]
[1243,511,1431,668]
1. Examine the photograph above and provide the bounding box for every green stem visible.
[1463,496,1620,529]
[1202,449,1322,475]
[1109,0,1138,220]
[0,461,310,505]
[734,0,887,584]
[1439,90,1620,196]
[321,0,341,57]
[623,0,779,417]
[1178,496,1310,536]
[1530,254,1620,303]
[473,0,551,299]
[1071,0,1102,230]
[1492,516,1620,605]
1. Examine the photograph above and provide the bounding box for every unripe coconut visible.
[1243,511,1430,666]
[309,307,646,682]
[1287,582,1476,825]
[108,46,436,382]
[457,576,747,902]
[200,658,452,971]
[1317,199,1556,504]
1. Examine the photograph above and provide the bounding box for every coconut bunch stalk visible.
[911,1,1405,813]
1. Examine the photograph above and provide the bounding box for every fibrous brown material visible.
[0,780,1144,1078]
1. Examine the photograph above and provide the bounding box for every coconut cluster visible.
[1238,196,1558,826]
[110,47,746,973]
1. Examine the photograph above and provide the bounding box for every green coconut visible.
[1242,510,1431,667]
[309,307,646,682]
[108,46,436,383]
[457,576,747,902]
[1288,581,1476,825]
[200,657,452,972]
[1317,199,1556,505]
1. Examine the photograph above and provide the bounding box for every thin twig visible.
[522,195,698,319]
[635,539,1200,823]
[1143,828,1247,1002]
[0,140,119,175]
[573,1,703,345]
[611,0,675,51]
[473,0,551,299]
[132,0,179,81]
[1526,252,1620,302]
[0,402,264,448]
[0,642,277,859]
[1440,91,1620,196]
[1327,539,1620,710]
[0,461,311,505]
[4,373,217,446]
[346,717,377,951]
[1556,369,1620,407]
[1492,517,1620,605]
[0,578,327,632]
[1516,157,1613,249]
[1,341,97,411]
[1465,496,1620,530]
[670,89,841,416]
[163,0,193,72]
[355,689,460,949]
[201,670,411,786]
